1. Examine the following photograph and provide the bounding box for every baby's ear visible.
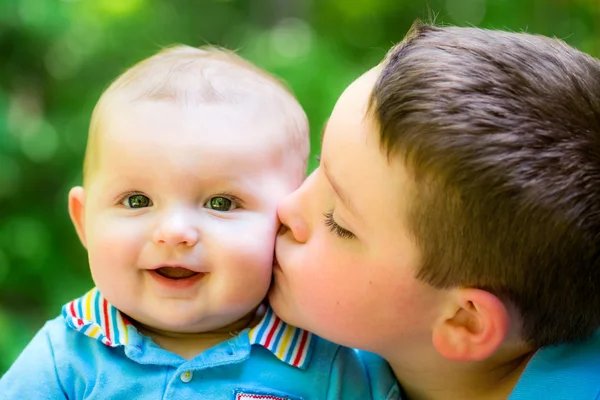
[431,288,509,361]
[68,186,87,248]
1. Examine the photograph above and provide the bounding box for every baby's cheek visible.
[87,219,144,276]
[91,215,143,246]
[222,227,275,281]
[230,220,277,258]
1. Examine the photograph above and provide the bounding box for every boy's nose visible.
[277,184,310,244]
[153,210,199,247]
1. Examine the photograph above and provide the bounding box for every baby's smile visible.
[147,266,207,290]
[155,266,199,280]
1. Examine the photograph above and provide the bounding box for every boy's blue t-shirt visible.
[509,330,600,399]
[0,288,399,400]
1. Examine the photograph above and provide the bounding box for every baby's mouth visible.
[155,267,199,280]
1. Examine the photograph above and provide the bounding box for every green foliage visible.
[1,0,598,374]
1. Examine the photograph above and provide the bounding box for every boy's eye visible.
[323,211,355,240]
[123,194,152,208]
[205,196,236,211]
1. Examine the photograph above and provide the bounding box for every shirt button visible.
[180,371,193,383]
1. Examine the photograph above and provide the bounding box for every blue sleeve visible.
[0,322,67,399]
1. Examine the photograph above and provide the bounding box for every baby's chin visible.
[130,318,225,337]
[130,306,264,337]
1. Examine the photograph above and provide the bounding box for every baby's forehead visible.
[90,99,292,171]
[97,95,290,140]
[85,108,299,197]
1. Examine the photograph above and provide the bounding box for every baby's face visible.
[70,99,299,333]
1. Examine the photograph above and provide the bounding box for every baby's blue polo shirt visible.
[0,288,399,400]
[509,330,600,399]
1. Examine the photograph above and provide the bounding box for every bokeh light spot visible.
[20,121,59,163]
[446,0,487,25]
[269,18,313,60]
[98,0,144,16]
[3,217,50,268]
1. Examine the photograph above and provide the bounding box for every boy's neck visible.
[134,307,265,359]
[389,347,534,400]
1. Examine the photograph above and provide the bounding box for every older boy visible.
[271,22,600,399]
[0,46,397,399]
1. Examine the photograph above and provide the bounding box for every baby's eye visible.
[205,196,237,212]
[122,194,152,208]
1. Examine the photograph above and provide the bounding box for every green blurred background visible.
[1,0,598,374]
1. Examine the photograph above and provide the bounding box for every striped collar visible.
[62,288,314,369]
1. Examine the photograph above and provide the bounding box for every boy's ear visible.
[431,288,509,362]
[68,186,87,248]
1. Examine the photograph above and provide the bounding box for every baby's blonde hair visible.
[84,45,309,185]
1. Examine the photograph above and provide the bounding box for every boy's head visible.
[69,46,309,334]
[271,22,600,360]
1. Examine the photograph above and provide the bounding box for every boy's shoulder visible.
[510,331,600,399]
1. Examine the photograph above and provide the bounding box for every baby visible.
[0,46,396,399]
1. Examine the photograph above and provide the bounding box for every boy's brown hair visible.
[370,22,600,347]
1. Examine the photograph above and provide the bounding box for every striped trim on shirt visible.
[62,288,313,369]
[248,306,313,369]
[62,288,131,347]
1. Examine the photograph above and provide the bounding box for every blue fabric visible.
[0,316,399,399]
[509,330,600,399]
